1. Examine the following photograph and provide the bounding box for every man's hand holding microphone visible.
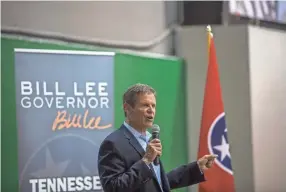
[142,139,162,165]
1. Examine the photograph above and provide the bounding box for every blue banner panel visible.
[14,49,115,192]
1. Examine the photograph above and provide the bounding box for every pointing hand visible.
[197,154,218,171]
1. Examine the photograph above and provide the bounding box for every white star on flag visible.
[213,135,231,161]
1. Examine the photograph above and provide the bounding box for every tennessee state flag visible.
[197,26,235,192]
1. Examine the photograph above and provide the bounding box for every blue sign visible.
[15,49,115,192]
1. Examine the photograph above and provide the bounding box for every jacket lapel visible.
[122,124,145,157]
[121,124,166,191]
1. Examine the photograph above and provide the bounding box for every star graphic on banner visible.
[213,135,231,162]
[30,148,70,178]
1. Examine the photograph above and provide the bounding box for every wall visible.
[1,1,171,54]
[1,35,188,192]
[248,26,286,192]
[176,25,286,192]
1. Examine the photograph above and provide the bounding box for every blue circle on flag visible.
[208,113,233,175]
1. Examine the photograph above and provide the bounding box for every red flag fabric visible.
[198,27,235,192]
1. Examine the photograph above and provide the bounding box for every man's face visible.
[125,93,156,129]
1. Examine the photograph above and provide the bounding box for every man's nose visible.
[147,106,154,114]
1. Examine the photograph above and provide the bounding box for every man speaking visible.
[98,83,217,192]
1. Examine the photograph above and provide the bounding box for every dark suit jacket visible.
[98,124,205,192]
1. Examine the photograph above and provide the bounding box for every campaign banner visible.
[14,49,115,192]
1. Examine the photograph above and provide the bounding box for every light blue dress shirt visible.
[124,121,162,188]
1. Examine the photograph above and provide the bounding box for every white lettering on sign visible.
[19,81,110,109]
[29,176,102,192]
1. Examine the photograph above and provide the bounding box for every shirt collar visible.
[124,121,151,141]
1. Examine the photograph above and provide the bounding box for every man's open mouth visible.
[146,116,154,121]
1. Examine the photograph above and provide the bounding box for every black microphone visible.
[151,124,160,165]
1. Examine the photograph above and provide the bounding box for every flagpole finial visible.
[206,25,212,33]
[206,25,213,38]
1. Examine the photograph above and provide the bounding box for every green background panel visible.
[1,35,188,192]
[114,53,188,177]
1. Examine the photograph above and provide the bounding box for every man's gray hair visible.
[123,83,156,116]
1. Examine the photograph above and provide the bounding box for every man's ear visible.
[124,102,135,116]
[123,102,128,115]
